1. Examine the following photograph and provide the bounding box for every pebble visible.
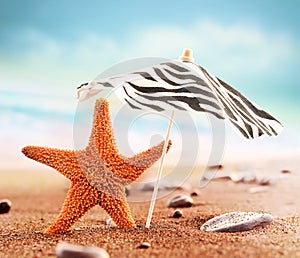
[229,173,244,183]
[56,242,109,258]
[205,168,284,187]
[172,209,183,218]
[200,212,273,232]
[208,165,224,170]
[248,186,269,194]
[190,191,199,197]
[255,176,275,186]
[241,173,256,183]
[203,171,231,181]
[0,199,11,214]
[281,169,291,174]
[125,187,130,196]
[138,242,151,249]
[105,218,116,226]
[167,195,194,208]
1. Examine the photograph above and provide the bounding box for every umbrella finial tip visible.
[179,48,195,62]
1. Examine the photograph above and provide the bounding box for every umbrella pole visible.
[145,110,175,228]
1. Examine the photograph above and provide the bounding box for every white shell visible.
[56,242,109,258]
[200,212,273,232]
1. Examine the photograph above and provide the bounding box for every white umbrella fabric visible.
[77,49,283,227]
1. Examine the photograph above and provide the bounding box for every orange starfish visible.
[22,99,172,234]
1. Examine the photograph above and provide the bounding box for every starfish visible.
[22,99,172,234]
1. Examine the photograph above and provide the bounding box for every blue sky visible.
[1,0,299,170]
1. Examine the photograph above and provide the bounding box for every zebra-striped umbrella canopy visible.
[77,57,283,139]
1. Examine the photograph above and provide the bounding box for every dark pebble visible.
[172,209,183,218]
[208,165,224,170]
[138,242,151,249]
[0,200,11,214]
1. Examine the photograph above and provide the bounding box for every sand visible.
[0,162,300,258]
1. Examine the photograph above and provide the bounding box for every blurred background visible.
[1,0,299,171]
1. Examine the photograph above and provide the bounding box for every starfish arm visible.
[44,182,99,234]
[99,192,136,228]
[120,140,172,182]
[22,146,80,180]
[87,99,119,161]
[21,99,173,233]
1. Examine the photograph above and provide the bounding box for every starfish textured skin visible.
[22,99,172,234]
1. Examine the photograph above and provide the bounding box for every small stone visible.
[242,173,256,183]
[190,191,198,197]
[256,177,270,185]
[256,176,277,186]
[0,199,11,214]
[200,212,273,232]
[281,169,291,174]
[56,242,109,258]
[172,209,183,218]
[230,171,257,183]
[248,186,269,194]
[230,173,244,183]
[125,187,130,196]
[203,171,231,181]
[208,164,224,170]
[105,218,116,226]
[138,242,151,249]
[167,195,194,208]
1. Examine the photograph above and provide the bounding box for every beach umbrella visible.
[77,48,283,227]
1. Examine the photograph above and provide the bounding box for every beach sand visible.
[0,160,300,258]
